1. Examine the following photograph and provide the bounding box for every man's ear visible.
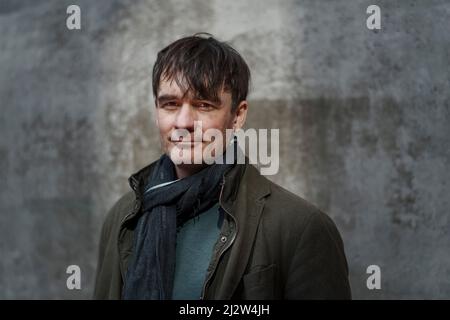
[233,100,248,131]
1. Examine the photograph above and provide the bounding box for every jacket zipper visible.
[200,175,238,300]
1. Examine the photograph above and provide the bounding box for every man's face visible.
[155,77,240,167]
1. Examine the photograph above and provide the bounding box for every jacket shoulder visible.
[101,158,161,237]
[259,173,319,217]
[102,191,136,234]
[258,175,340,237]
[257,175,351,297]
[94,190,136,299]
[268,180,319,214]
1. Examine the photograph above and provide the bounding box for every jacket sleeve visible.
[284,210,352,299]
[92,202,125,300]
[92,208,114,299]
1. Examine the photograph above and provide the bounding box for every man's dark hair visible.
[152,33,251,112]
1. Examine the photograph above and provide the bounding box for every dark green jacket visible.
[93,160,351,299]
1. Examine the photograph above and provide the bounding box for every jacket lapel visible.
[218,164,271,299]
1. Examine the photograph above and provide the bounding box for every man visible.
[93,33,351,300]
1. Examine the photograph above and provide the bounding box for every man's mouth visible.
[171,139,204,147]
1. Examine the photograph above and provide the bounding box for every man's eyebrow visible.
[156,93,222,105]
[194,96,222,105]
[156,94,180,103]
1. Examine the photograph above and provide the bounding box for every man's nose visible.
[174,103,196,131]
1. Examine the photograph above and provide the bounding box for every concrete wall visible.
[1,0,449,299]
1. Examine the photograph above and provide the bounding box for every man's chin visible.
[167,149,205,165]
[166,144,224,165]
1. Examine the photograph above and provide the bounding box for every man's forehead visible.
[158,78,189,97]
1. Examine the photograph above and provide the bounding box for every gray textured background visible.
[1,0,449,299]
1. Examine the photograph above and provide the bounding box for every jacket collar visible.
[128,161,157,197]
[220,159,271,215]
[127,155,271,214]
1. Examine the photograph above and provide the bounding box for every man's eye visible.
[197,102,214,110]
[161,102,179,109]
